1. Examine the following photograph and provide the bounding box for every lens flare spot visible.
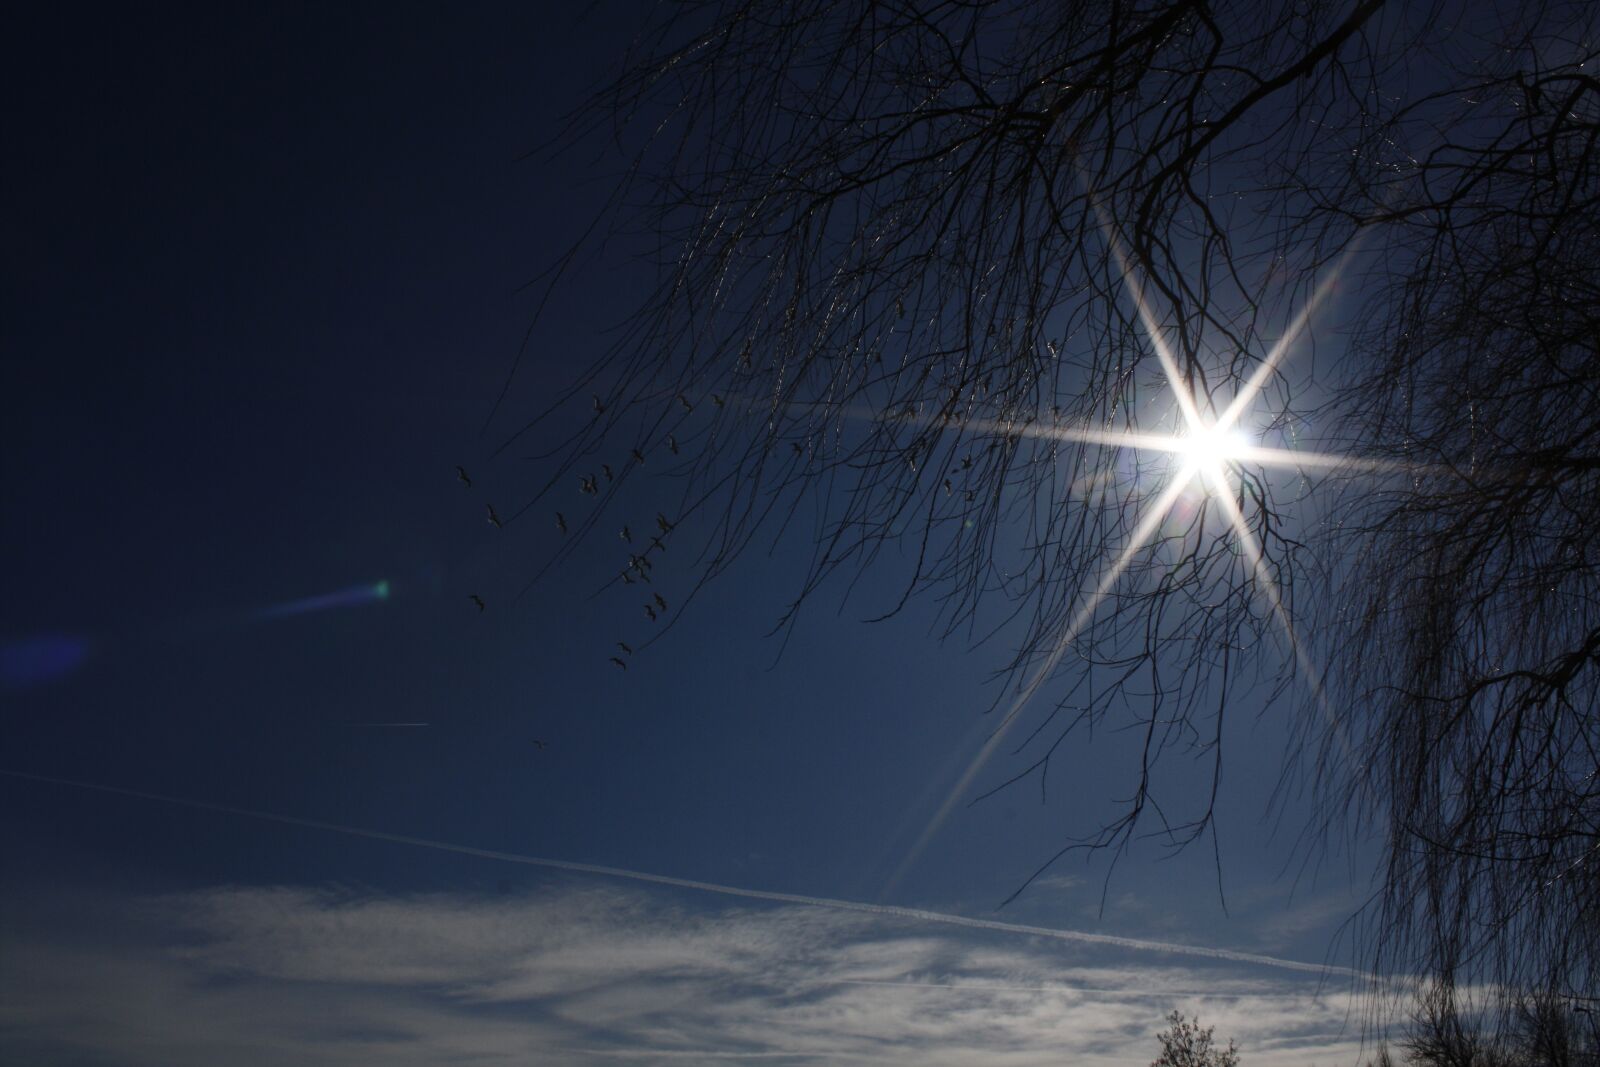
[256,581,392,621]
[1,635,91,688]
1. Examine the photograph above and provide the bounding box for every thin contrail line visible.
[0,769,1354,979]
[824,977,1338,1000]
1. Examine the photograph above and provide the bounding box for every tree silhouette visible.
[497,0,1599,1033]
[1392,982,1600,1066]
[1150,1010,1241,1067]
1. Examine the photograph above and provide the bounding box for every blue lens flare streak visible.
[254,580,391,621]
[0,635,92,688]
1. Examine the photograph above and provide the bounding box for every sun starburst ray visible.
[883,470,1198,897]
[1214,237,1368,436]
[1201,467,1357,769]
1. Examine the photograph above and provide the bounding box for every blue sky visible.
[3,4,1383,1063]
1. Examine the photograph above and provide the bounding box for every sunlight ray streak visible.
[1214,238,1368,436]
[1081,192,1206,433]
[805,404,1434,481]
[884,471,1197,898]
[1103,236,1206,433]
[1201,470,1355,768]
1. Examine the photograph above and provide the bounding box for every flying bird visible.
[678,394,692,412]
[655,513,674,534]
[455,465,472,488]
[666,434,679,455]
[617,641,633,655]
[620,525,632,543]
[592,394,605,414]
[610,656,628,670]
[644,604,657,622]
[712,394,725,407]
[486,503,504,528]
[650,536,666,553]
[653,593,667,612]
[602,464,613,482]
[580,475,598,495]
[469,594,486,612]
[556,512,568,534]
[631,448,645,465]
[532,739,547,750]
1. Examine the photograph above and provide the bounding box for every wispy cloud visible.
[2,879,1376,1066]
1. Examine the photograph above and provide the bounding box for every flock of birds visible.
[453,460,676,673]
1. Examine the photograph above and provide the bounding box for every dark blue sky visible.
[2,6,1378,1063]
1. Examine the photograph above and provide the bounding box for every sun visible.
[1177,423,1252,482]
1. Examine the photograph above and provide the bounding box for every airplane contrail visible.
[824,977,1337,1000]
[0,769,1356,979]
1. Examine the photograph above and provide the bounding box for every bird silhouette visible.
[622,571,636,585]
[678,394,693,412]
[602,464,613,482]
[580,475,598,495]
[617,641,633,655]
[712,394,725,407]
[631,448,645,464]
[455,465,472,488]
[644,604,658,622]
[486,503,504,528]
[620,525,632,543]
[653,593,667,612]
[592,394,605,414]
[666,434,679,455]
[610,656,627,670]
[469,594,486,612]
[655,513,674,534]
[650,536,666,553]
[532,739,547,750]
[791,442,804,456]
[943,478,953,495]
[556,512,568,534]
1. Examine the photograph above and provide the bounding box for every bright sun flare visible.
[886,226,1401,897]
[1178,424,1251,479]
